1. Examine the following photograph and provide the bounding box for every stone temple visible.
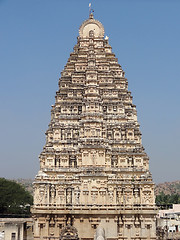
[32,13,157,240]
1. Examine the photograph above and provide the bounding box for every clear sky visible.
[0,0,179,183]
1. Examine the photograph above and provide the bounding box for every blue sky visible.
[0,0,179,183]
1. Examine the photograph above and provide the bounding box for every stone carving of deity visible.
[116,189,122,204]
[39,184,45,204]
[58,186,65,204]
[89,30,94,38]
[124,188,132,205]
[66,188,72,204]
[74,187,80,205]
[50,185,56,203]
[91,150,97,165]
[108,188,114,204]
[134,188,139,204]
[44,185,48,203]
[91,189,98,203]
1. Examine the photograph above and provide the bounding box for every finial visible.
[89,13,94,19]
[89,3,94,18]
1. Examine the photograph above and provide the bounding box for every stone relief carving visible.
[57,186,65,204]
[124,187,133,205]
[143,190,152,204]
[108,187,114,204]
[50,184,56,203]
[66,188,72,205]
[91,150,97,161]
[60,225,79,240]
[74,187,80,205]
[39,184,45,204]
[133,188,140,204]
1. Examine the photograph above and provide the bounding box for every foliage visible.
[156,191,180,208]
[0,178,33,215]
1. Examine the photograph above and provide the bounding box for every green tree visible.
[0,178,33,215]
[156,192,180,208]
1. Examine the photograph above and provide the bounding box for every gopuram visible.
[32,12,157,240]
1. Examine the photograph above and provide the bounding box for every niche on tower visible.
[66,188,72,205]
[111,155,118,167]
[69,155,77,168]
[55,155,61,167]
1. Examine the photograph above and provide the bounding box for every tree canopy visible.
[0,178,33,215]
[156,192,180,208]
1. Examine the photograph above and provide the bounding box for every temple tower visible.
[32,13,157,240]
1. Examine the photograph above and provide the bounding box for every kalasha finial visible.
[89,3,94,18]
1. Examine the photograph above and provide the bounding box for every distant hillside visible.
[11,179,180,197]
[155,180,180,195]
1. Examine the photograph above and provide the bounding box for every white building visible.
[157,204,180,234]
[0,218,33,240]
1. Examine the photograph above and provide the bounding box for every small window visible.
[11,233,16,240]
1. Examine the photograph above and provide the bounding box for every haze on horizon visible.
[0,0,179,184]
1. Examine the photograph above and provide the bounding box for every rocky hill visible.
[11,179,180,196]
[155,180,180,195]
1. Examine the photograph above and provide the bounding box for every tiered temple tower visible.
[32,13,157,240]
